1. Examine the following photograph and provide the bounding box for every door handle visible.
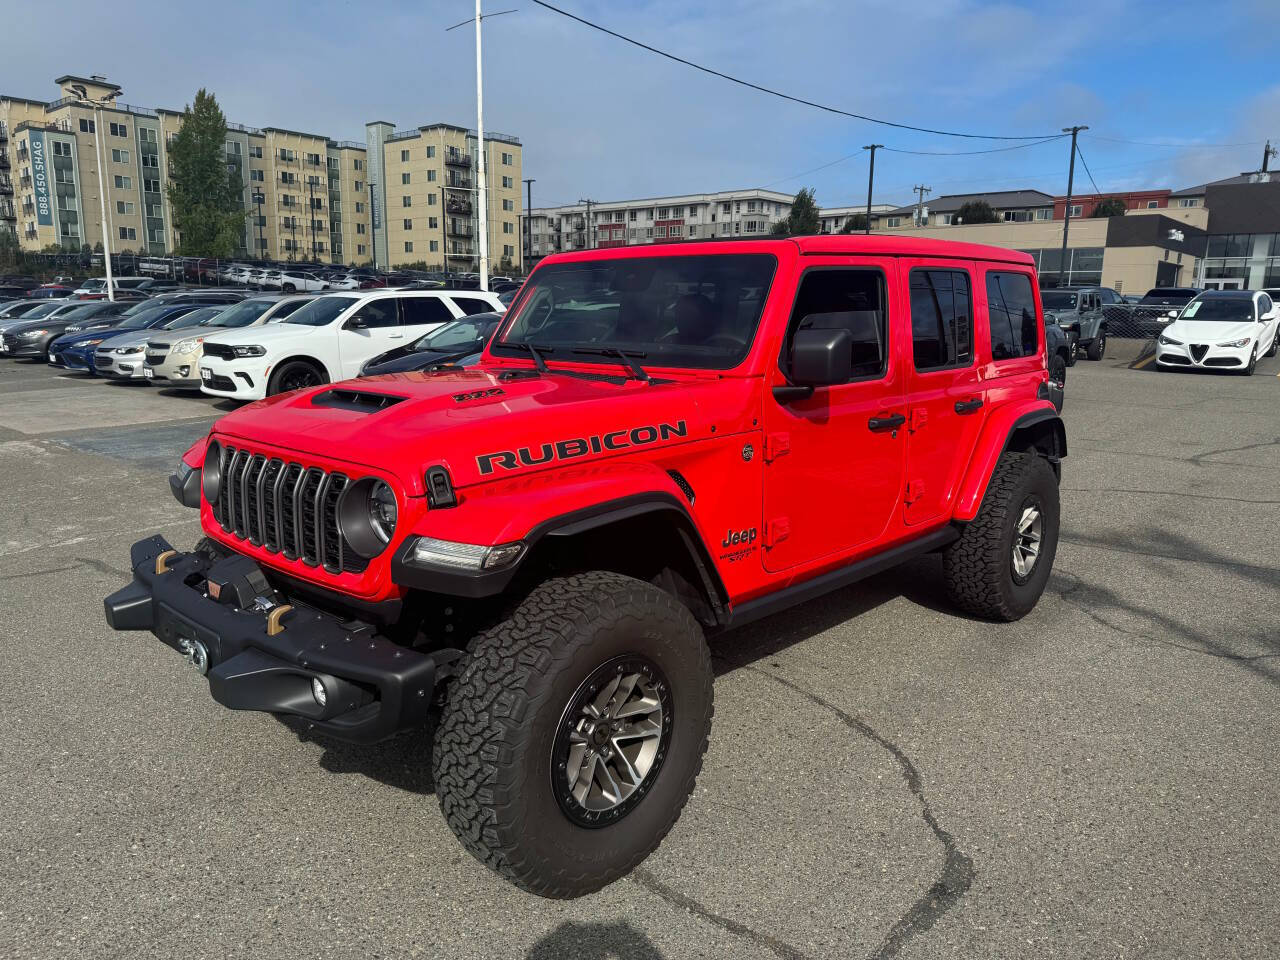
[868,413,906,433]
[954,398,984,414]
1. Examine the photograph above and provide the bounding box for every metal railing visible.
[444,152,472,167]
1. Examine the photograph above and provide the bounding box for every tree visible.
[0,229,24,271]
[840,213,868,233]
[1091,197,1127,218]
[770,187,821,236]
[954,200,1000,225]
[166,89,246,258]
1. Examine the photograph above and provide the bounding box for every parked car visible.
[0,300,57,326]
[359,312,503,376]
[145,296,318,389]
[73,277,153,299]
[1134,287,1202,338]
[0,301,131,361]
[1041,313,1073,410]
[327,274,362,291]
[55,304,202,374]
[97,306,228,382]
[105,236,1066,898]
[0,299,72,335]
[27,286,74,299]
[1040,286,1110,361]
[0,284,34,302]
[198,289,501,399]
[1155,289,1279,374]
[279,270,330,293]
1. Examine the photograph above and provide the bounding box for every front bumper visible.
[96,351,149,379]
[0,335,45,357]
[1155,341,1251,370]
[145,349,202,387]
[198,355,266,399]
[104,535,443,743]
[62,347,99,372]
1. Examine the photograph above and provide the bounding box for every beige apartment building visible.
[2,74,523,272]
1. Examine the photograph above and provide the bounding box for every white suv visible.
[197,289,502,400]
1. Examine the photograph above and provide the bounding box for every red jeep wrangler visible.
[105,237,1065,897]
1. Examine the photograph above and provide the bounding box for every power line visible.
[761,150,863,188]
[530,0,1058,141]
[1085,133,1265,149]
[880,135,1067,156]
[1074,141,1101,195]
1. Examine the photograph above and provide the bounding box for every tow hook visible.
[177,637,210,675]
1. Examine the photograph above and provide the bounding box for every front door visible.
[763,259,907,572]
[336,298,403,379]
[901,260,986,525]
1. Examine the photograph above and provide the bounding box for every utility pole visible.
[307,176,316,261]
[578,198,594,248]
[522,177,534,270]
[255,192,264,257]
[1059,125,1088,287]
[368,180,378,270]
[473,0,490,290]
[1263,140,1277,173]
[862,144,882,235]
[913,184,931,227]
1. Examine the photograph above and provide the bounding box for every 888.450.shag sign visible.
[28,130,53,227]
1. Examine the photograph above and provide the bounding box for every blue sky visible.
[10,0,1279,208]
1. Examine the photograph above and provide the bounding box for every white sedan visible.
[1155,290,1279,375]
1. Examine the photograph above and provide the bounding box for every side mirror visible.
[1166,310,1177,319]
[790,327,852,387]
[345,316,367,331]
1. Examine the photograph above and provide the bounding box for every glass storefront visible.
[1199,232,1280,288]
[1019,247,1104,288]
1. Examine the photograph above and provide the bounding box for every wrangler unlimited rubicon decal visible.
[476,420,689,475]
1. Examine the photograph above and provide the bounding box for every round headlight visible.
[202,441,222,503]
[368,481,397,544]
[337,477,398,558]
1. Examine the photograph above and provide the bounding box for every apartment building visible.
[528,189,794,263]
[817,204,896,234]
[365,121,523,272]
[2,73,523,272]
[876,190,1057,229]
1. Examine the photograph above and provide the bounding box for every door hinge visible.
[905,480,924,505]
[764,432,790,463]
[908,408,927,432]
[764,517,790,548]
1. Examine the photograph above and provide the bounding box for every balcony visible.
[15,145,28,162]
[0,176,13,195]
[21,201,34,217]
[446,198,472,216]
[19,174,32,190]
[23,226,37,240]
[444,151,472,167]
[0,201,13,220]
[0,123,6,142]
[446,176,472,190]
[0,151,7,170]
[447,223,474,238]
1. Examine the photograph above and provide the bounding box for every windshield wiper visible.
[572,347,650,382]
[503,341,552,373]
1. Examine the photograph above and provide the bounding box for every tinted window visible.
[909,269,972,371]
[401,297,454,327]
[1040,291,1078,310]
[201,299,273,328]
[351,299,399,329]
[270,299,308,319]
[449,295,494,316]
[986,272,1038,360]
[282,296,358,326]
[419,318,491,349]
[785,268,888,381]
[1258,294,1273,314]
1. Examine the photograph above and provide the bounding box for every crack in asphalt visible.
[1062,486,1280,506]
[1188,436,1280,467]
[633,659,975,960]
[1059,536,1280,582]
[72,555,132,580]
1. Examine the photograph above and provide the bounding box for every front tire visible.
[1239,346,1258,376]
[283,283,296,293]
[1066,338,1079,366]
[943,452,1059,622]
[433,571,713,898]
[266,359,327,395]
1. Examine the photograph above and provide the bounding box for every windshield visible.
[58,304,110,320]
[202,299,272,328]
[116,308,180,331]
[1179,298,1256,323]
[24,302,62,320]
[1141,289,1195,304]
[282,295,354,326]
[1041,291,1079,309]
[178,307,224,327]
[495,254,777,370]
[414,317,494,350]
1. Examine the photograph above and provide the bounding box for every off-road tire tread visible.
[943,452,1056,622]
[433,571,712,898]
[1086,334,1106,361]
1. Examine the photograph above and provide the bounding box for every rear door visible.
[980,266,1044,409]
[400,295,457,339]
[336,297,402,378]
[902,260,985,526]
[763,257,906,572]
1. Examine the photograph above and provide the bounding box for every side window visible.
[986,271,1038,360]
[785,268,888,382]
[1259,294,1273,315]
[400,296,454,327]
[350,299,399,329]
[909,268,973,371]
[449,296,495,317]
[272,300,306,319]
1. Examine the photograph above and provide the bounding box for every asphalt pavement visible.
[1,346,1277,960]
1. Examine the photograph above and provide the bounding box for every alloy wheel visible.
[1011,502,1043,580]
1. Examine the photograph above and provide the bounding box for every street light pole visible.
[862,144,882,236]
[474,0,490,291]
[71,88,117,301]
[523,177,534,270]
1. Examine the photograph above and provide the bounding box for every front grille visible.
[145,352,166,365]
[1189,344,1209,362]
[211,444,366,574]
[1160,354,1190,365]
[1204,356,1241,367]
[203,342,236,361]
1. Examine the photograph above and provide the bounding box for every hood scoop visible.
[311,388,407,413]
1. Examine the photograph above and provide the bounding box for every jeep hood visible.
[211,366,755,495]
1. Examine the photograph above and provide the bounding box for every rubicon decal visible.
[477,421,688,475]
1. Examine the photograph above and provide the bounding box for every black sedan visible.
[359,313,501,376]
[0,301,132,360]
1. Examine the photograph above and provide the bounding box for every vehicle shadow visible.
[526,921,666,960]
[277,714,437,795]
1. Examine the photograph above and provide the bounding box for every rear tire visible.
[1086,332,1106,361]
[1066,338,1079,366]
[943,452,1059,622]
[433,571,713,899]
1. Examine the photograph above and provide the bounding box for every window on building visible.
[144,178,160,193]
[356,223,366,234]
[1146,200,1159,209]
[402,196,412,207]
[1035,208,1052,220]
[141,154,158,168]
[1068,204,1083,217]
[401,172,411,185]
[355,201,364,213]
[116,201,134,215]
[51,140,71,157]
[426,146,435,158]
[504,244,514,258]
[357,244,367,255]
[502,176,513,188]
[503,199,514,212]
[430,240,439,252]
[503,221,513,233]
[502,152,513,165]
[114,175,132,189]
[1176,197,1200,208]
[403,219,413,230]
[629,210,637,222]
[655,226,667,238]
[111,148,129,164]
[250,145,263,158]
[404,241,414,253]
[110,122,128,138]
[886,217,901,228]
[79,118,95,133]
[909,269,973,370]
[428,216,438,229]
[785,268,889,382]
[355,180,363,191]
[426,169,437,182]
[250,169,264,182]
[118,227,137,241]
[985,271,1038,360]
[278,148,295,161]
[226,140,242,156]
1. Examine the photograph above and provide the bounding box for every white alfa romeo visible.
[1155,290,1279,375]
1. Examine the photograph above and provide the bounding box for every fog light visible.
[311,678,327,707]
